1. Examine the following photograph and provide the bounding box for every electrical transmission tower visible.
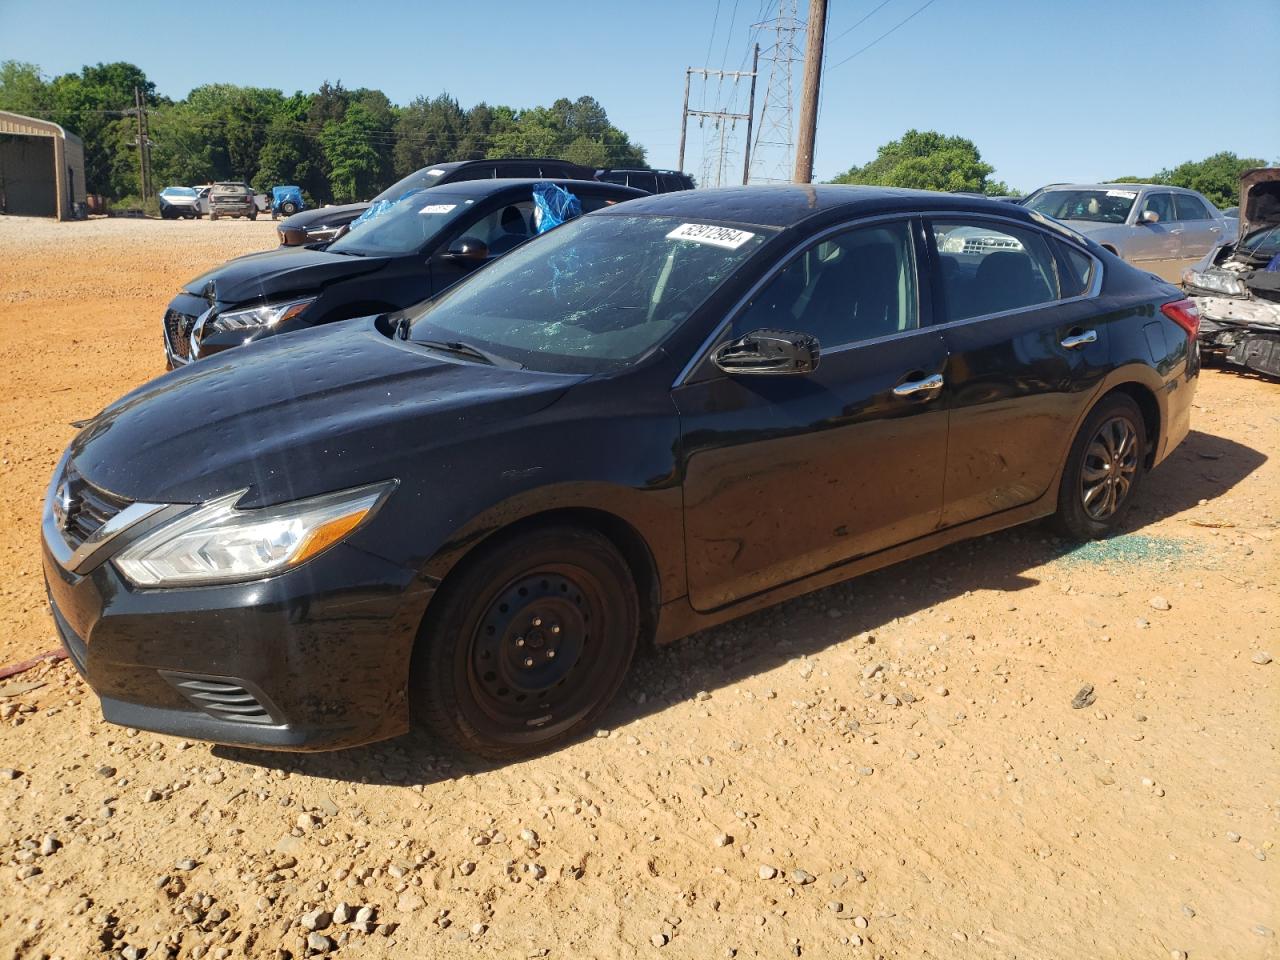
[749,0,803,184]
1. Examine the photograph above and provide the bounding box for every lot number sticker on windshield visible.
[1106,190,1137,199]
[666,223,756,250]
[427,168,446,176]
[419,204,457,214]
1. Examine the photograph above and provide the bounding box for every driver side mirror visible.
[1139,210,1159,224]
[442,236,490,265]
[713,329,820,376]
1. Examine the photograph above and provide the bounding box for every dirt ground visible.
[0,215,1276,960]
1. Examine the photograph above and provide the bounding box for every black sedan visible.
[162,179,643,367]
[45,186,1199,759]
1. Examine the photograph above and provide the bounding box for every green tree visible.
[44,62,154,195]
[0,61,52,116]
[831,129,1001,194]
[320,102,384,202]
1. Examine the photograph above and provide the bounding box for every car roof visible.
[592,184,1051,230]
[1037,182,1199,195]
[421,178,647,199]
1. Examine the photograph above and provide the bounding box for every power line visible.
[829,0,943,70]
[829,0,896,43]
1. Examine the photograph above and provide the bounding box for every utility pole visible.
[131,85,153,202]
[741,43,759,185]
[676,63,759,186]
[793,0,827,183]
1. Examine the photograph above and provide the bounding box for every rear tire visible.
[412,526,639,761]
[248,209,257,221]
[281,201,298,215]
[1053,393,1147,540]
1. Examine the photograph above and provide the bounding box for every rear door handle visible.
[1061,329,1098,350]
[892,373,944,396]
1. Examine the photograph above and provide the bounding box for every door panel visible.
[675,332,950,611]
[929,217,1112,526]
[1129,192,1182,280]
[1173,193,1219,267]
[940,301,1110,525]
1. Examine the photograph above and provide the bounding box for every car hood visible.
[1054,219,1124,239]
[1239,167,1280,238]
[68,319,582,507]
[182,247,387,304]
[277,202,370,232]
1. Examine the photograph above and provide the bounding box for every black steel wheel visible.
[1054,393,1147,540]
[413,526,639,760]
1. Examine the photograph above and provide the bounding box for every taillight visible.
[1161,298,1200,340]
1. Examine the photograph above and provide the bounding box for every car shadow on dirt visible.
[212,428,1265,785]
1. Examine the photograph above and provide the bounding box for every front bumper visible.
[1191,293,1280,379]
[44,530,433,751]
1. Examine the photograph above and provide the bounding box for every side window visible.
[453,165,497,181]
[1140,192,1175,223]
[496,163,535,178]
[454,200,536,255]
[932,220,1059,321]
[732,220,918,349]
[579,194,625,213]
[627,172,659,193]
[1052,240,1095,299]
[658,174,691,192]
[1174,194,1210,221]
[598,172,628,186]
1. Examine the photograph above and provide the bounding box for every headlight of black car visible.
[202,297,317,337]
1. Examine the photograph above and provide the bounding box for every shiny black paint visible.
[49,186,1198,750]
[170,180,644,364]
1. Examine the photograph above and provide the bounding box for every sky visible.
[2,0,1278,192]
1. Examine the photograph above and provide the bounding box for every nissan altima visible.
[44,186,1200,760]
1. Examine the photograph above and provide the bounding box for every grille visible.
[163,674,278,725]
[964,236,1022,254]
[61,466,130,550]
[163,309,196,360]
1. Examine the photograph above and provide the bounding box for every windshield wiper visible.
[414,337,523,369]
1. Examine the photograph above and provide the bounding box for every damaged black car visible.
[1184,168,1280,379]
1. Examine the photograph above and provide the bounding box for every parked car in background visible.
[270,185,305,220]
[56,186,1199,759]
[208,182,257,221]
[1024,183,1230,281]
[597,168,694,192]
[158,186,202,219]
[162,179,643,366]
[276,158,600,245]
[1184,168,1280,379]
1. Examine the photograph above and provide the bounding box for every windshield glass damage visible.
[407,215,773,373]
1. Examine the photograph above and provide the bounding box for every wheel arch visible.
[1105,380,1162,467]
[420,503,666,649]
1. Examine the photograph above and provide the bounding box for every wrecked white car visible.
[1183,168,1280,379]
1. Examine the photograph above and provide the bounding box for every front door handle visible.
[892,373,944,397]
[1209,226,1221,233]
[1061,329,1098,350]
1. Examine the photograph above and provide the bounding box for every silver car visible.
[1024,183,1230,282]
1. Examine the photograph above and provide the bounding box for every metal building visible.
[0,110,87,220]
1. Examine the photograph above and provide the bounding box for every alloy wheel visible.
[1080,415,1139,521]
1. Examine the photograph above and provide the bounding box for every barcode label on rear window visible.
[666,223,755,249]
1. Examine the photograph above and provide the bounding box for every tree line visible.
[0,61,648,205]
[831,129,1270,210]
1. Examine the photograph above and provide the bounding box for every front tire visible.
[413,526,639,760]
[1053,393,1147,540]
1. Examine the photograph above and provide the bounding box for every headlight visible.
[1182,270,1245,297]
[113,481,395,587]
[203,297,316,336]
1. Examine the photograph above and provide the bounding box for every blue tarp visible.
[533,182,583,234]
[271,185,303,210]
